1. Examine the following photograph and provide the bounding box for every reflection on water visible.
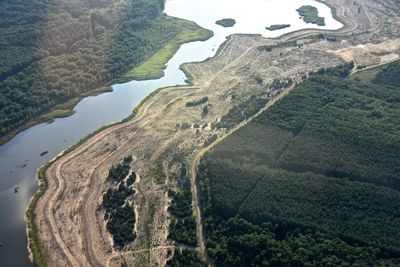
[0,0,341,265]
[165,0,342,38]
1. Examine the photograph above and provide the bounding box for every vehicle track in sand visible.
[32,0,400,265]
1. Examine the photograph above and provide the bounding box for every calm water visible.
[0,1,341,265]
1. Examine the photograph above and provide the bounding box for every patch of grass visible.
[125,18,213,81]
[350,66,384,82]
[39,109,75,123]
[350,60,399,82]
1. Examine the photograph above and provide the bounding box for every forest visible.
[166,249,206,267]
[168,164,197,246]
[102,156,136,248]
[215,94,267,129]
[107,155,132,182]
[197,62,400,265]
[373,60,400,87]
[0,0,208,140]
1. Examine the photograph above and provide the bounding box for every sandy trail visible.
[31,0,400,266]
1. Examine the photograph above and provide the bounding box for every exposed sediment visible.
[30,0,400,266]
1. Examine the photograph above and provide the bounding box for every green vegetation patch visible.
[373,60,400,87]
[125,18,213,81]
[167,249,206,267]
[214,77,295,129]
[186,96,208,107]
[107,156,132,182]
[350,65,387,82]
[215,18,236,28]
[197,63,400,265]
[202,159,400,249]
[102,156,136,248]
[350,60,400,83]
[26,165,49,267]
[0,0,211,141]
[102,183,134,214]
[168,164,197,246]
[106,204,136,248]
[198,216,399,267]
[265,24,291,31]
[297,5,326,26]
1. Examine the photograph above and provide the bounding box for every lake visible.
[0,0,341,265]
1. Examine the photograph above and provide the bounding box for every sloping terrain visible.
[0,0,210,143]
[197,63,400,266]
[30,0,400,266]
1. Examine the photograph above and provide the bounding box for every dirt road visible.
[31,0,400,266]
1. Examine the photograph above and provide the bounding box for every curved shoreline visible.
[0,0,348,148]
[25,70,173,265]
[0,18,212,147]
[27,0,361,265]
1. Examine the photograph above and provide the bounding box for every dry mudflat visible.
[32,0,400,266]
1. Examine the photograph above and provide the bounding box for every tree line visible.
[196,63,400,265]
[0,0,198,137]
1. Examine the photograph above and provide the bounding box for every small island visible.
[216,18,236,28]
[266,24,291,31]
[297,5,326,26]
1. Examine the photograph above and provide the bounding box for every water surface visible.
[0,0,341,265]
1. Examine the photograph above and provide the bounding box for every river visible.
[0,0,341,265]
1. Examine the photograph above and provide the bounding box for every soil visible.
[32,0,400,266]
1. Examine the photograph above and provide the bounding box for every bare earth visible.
[32,0,400,266]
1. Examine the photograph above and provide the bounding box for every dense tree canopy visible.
[197,63,400,266]
[102,156,136,248]
[373,60,400,87]
[168,164,197,246]
[0,0,201,137]
[167,249,206,267]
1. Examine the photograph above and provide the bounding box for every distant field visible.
[198,63,400,266]
[351,59,400,83]
[350,65,386,82]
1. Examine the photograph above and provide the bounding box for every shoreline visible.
[0,0,346,147]
[124,16,213,81]
[26,1,358,265]
[0,85,113,146]
[0,18,212,147]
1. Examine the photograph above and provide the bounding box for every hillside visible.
[0,0,210,142]
[197,62,400,266]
